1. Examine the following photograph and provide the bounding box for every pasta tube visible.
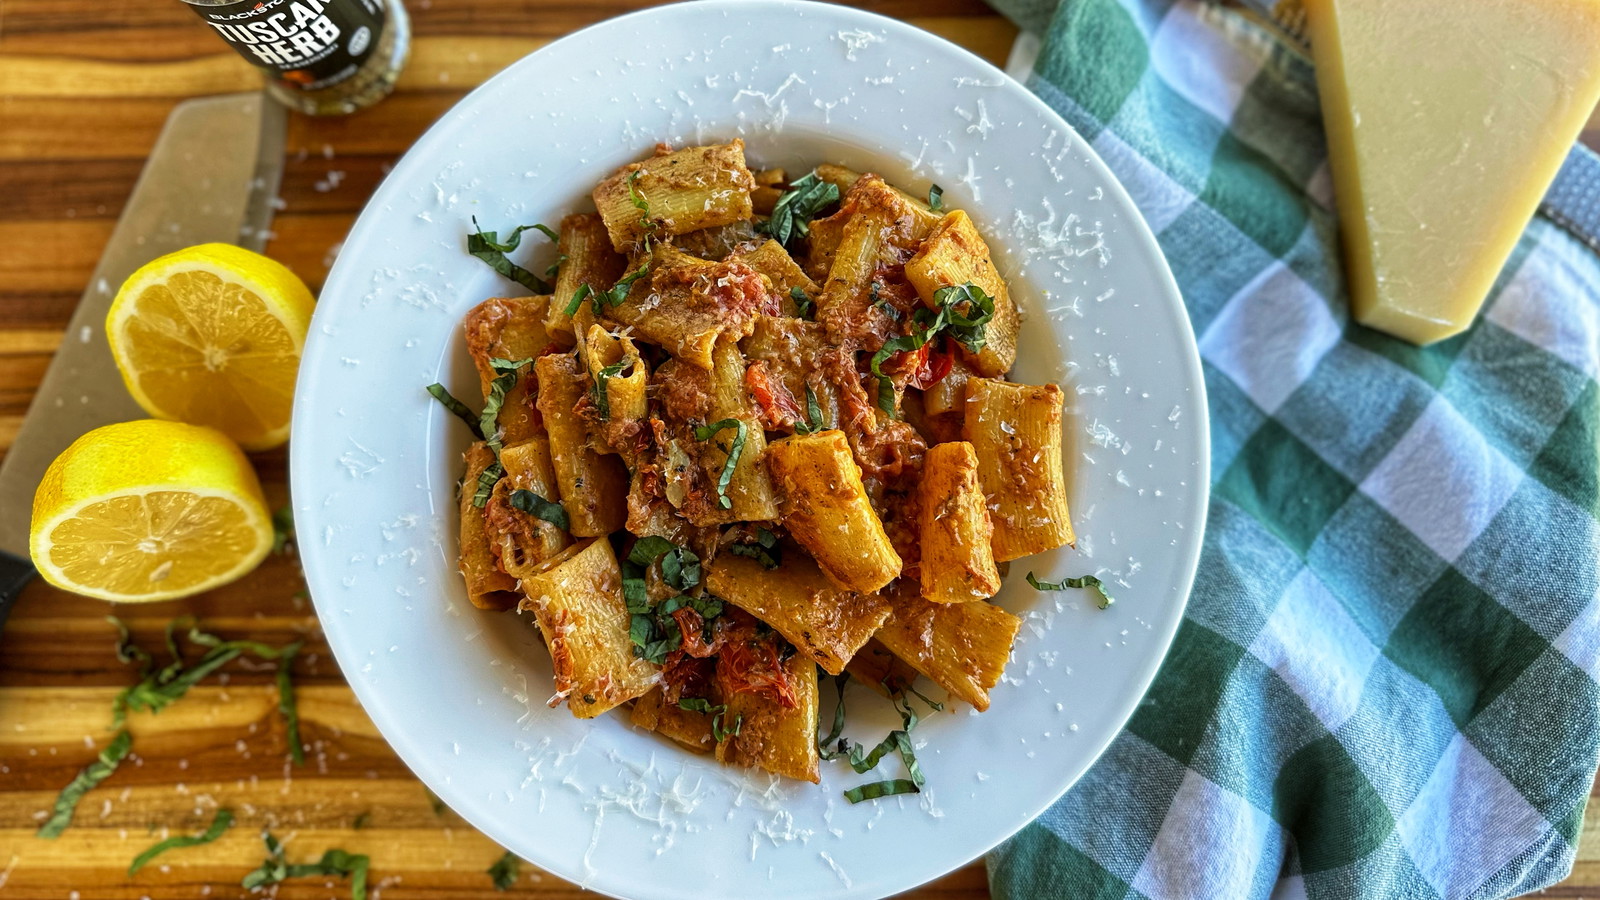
[518,538,660,719]
[486,437,570,579]
[548,213,626,338]
[457,442,519,611]
[716,654,820,783]
[765,430,902,593]
[592,141,756,251]
[904,209,1019,378]
[918,441,1002,603]
[706,552,893,675]
[962,378,1075,561]
[631,688,715,753]
[533,353,628,537]
[873,588,1021,712]
[706,339,779,522]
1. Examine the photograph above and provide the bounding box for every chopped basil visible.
[241,832,370,899]
[693,418,748,510]
[425,383,485,439]
[487,851,520,891]
[110,618,304,768]
[563,261,649,320]
[562,283,592,317]
[677,698,743,742]
[817,672,851,760]
[467,217,557,294]
[277,641,304,766]
[868,280,996,417]
[472,461,503,509]
[870,281,900,320]
[271,504,295,555]
[927,183,944,212]
[480,356,533,453]
[931,282,996,355]
[792,384,825,435]
[626,169,656,245]
[508,490,570,531]
[627,535,677,567]
[729,527,782,569]
[36,730,132,838]
[128,808,233,875]
[352,812,370,830]
[839,687,937,804]
[1026,571,1115,609]
[844,778,921,804]
[591,359,628,421]
[869,331,930,416]
[545,252,567,282]
[661,546,701,591]
[760,171,840,248]
[602,263,651,311]
[627,537,700,591]
[623,537,716,664]
[790,286,815,320]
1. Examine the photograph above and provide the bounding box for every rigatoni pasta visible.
[432,142,1099,794]
[963,378,1075,561]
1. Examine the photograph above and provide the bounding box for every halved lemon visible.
[30,420,274,603]
[106,243,315,451]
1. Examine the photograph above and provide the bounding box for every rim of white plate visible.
[291,3,1209,898]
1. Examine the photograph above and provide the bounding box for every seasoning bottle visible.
[177,0,411,116]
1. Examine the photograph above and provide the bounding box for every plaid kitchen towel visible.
[982,1,1600,898]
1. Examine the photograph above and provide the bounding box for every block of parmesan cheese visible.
[1304,0,1600,345]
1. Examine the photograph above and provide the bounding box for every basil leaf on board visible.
[759,171,840,248]
[692,418,748,509]
[508,489,570,531]
[128,808,234,875]
[271,504,295,555]
[425,383,485,439]
[36,730,132,838]
[241,833,371,900]
[277,641,304,766]
[467,217,555,294]
[1026,571,1116,609]
[487,851,520,891]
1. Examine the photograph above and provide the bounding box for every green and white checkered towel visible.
[983,1,1600,898]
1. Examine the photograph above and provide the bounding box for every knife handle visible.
[0,549,35,630]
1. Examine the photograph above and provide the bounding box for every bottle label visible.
[190,0,387,92]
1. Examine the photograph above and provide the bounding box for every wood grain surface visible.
[0,2,1595,899]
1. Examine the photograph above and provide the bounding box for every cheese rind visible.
[1305,0,1600,345]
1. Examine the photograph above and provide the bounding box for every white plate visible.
[290,3,1209,898]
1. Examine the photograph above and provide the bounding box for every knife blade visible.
[0,91,288,625]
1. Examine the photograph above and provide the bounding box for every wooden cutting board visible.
[0,1,1593,898]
